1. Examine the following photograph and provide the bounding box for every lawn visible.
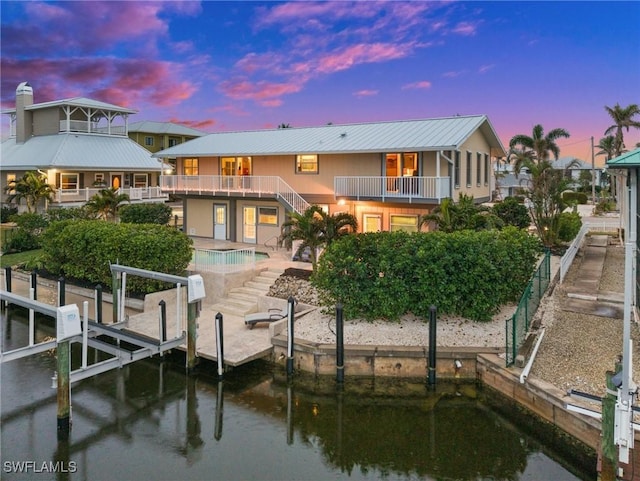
[0,249,43,269]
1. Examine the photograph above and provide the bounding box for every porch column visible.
[436,151,441,199]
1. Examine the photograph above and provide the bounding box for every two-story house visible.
[155,115,506,245]
[128,121,207,158]
[1,82,167,211]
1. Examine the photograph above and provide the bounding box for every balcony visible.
[335,176,451,203]
[53,186,168,205]
[59,120,127,136]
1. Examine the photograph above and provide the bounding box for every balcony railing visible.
[53,186,168,204]
[160,175,310,215]
[335,176,451,202]
[59,120,127,136]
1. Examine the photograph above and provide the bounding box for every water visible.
[1,309,596,481]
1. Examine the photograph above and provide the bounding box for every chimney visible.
[16,82,33,144]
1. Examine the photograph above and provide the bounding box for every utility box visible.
[56,304,81,341]
[188,275,206,303]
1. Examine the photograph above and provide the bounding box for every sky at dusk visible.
[1,0,639,163]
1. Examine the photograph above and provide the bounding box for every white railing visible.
[560,220,621,283]
[191,247,256,273]
[334,176,451,202]
[160,175,310,214]
[53,186,167,203]
[59,120,127,136]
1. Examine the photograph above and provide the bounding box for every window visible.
[363,214,382,233]
[183,158,198,176]
[484,154,489,185]
[133,174,148,189]
[466,151,472,187]
[94,173,104,183]
[168,138,178,147]
[390,215,418,232]
[296,154,318,174]
[60,173,79,193]
[258,206,278,225]
[454,151,460,188]
[144,136,154,146]
[476,153,482,186]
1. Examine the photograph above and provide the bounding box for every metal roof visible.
[128,121,207,137]
[3,97,136,115]
[552,157,592,170]
[154,115,506,158]
[1,134,163,171]
[606,148,640,169]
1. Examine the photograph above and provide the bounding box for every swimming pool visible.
[191,247,269,273]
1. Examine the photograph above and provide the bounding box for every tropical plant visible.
[85,188,130,221]
[119,203,173,225]
[596,135,617,161]
[604,103,640,157]
[280,205,357,270]
[507,147,536,176]
[491,197,531,229]
[419,194,501,232]
[509,124,570,163]
[4,171,56,213]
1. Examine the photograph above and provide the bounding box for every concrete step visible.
[210,302,257,317]
[228,291,262,302]
[259,269,284,279]
[245,280,273,291]
[230,286,266,297]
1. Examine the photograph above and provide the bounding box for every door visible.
[111,173,123,190]
[243,206,256,244]
[214,204,227,240]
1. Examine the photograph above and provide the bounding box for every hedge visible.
[119,203,173,225]
[41,220,193,293]
[312,227,541,322]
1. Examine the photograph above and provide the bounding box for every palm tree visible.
[596,135,617,161]
[509,124,570,163]
[85,188,130,221]
[604,103,640,157]
[507,148,536,177]
[280,205,357,270]
[4,171,55,213]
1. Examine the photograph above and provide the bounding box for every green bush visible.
[119,203,173,225]
[1,205,18,223]
[312,228,541,322]
[492,197,531,229]
[557,211,582,242]
[3,212,49,252]
[46,206,95,222]
[562,191,588,205]
[41,220,193,293]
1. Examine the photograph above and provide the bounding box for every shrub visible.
[3,212,49,252]
[562,191,588,205]
[46,206,95,222]
[1,205,18,223]
[492,197,531,229]
[312,228,541,322]
[119,203,173,225]
[557,211,582,242]
[41,220,193,293]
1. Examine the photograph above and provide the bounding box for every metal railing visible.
[53,186,168,204]
[59,120,127,136]
[191,247,257,273]
[160,175,310,214]
[505,250,551,367]
[334,176,451,202]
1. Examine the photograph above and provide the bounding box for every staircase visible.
[210,268,285,317]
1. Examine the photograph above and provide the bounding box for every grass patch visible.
[0,249,43,269]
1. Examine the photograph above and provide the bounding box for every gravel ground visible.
[270,241,634,398]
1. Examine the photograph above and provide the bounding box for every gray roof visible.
[3,97,136,115]
[1,134,164,171]
[128,121,207,137]
[154,115,506,158]
[552,157,591,170]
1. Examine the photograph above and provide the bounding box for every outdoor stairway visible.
[209,268,285,317]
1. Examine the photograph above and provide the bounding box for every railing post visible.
[286,296,295,377]
[112,270,119,323]
[215,312,224,380]
[31,270,38,301]
[3,266,11,308]
[428,305,437,387]
[159,300,167,343]
[336,303,344,383]
[95,284,103,324]
[58,276,66,306]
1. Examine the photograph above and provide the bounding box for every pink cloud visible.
[219,79,302,106]
[478,64,495,74]
[353,90,379,98]
[317,42,410,74]
[168,117,216,131]
[443,70,465,78]
[402,81,432,90]
[452,21,479,36]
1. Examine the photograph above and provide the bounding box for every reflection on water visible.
[1,309,595,481]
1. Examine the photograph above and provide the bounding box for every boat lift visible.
[0,264,206,438]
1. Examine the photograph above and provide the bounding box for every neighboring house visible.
[1,82,167,212]
[551,156,601,189]
[127,120,207,161]
[154,115,506,245]
[493,161,529,200]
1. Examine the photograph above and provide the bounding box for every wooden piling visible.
[112,270,119,323]
[187,302,198,371]
[56,340,71,439]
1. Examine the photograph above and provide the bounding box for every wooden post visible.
[336,303,344,383]
[428,305,437,387]
[186,302,198,371]
[56,340,71,439]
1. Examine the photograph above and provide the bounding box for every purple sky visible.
[2,1,639,162]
